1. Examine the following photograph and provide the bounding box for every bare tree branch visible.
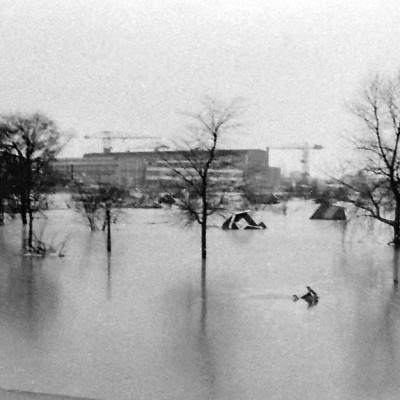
[159,97,245,260]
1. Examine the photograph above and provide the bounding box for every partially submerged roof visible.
[222,210,267,230]
[310,202,346,220]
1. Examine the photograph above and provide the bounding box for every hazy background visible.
[1,0,400,175]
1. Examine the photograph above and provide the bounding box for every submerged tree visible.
[0,113,62,249]
[73,181,127,232]
[0,141,13,225]
[157,97,244,283]
[342,72,400,250]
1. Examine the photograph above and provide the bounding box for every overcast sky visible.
[1,0,400,175]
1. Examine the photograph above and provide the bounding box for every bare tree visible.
[0,113,63,250]
[342,73,400,249]
[72,181,126,232]
[157,98,244,283]
[0,145,14,225]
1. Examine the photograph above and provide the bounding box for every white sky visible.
[1,0,400,176]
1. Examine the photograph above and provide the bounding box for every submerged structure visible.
[222,210,267,230]
[310,202,346,220]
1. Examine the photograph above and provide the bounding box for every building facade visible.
[53,149,280,193]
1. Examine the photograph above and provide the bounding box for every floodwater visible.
[0,201,400,400]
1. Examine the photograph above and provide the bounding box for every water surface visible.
[0,201,399,400]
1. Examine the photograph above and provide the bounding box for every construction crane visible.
[84,131,160,154]
[267,143,323,177]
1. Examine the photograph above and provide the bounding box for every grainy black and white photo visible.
[1,1,400,399]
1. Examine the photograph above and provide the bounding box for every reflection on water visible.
[0,205,399,400]
[1,255,59,341]
[351,282,400,399]
[197,266,217,400]
[106,253,112,300]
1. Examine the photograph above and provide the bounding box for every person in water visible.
[293,286,319,304]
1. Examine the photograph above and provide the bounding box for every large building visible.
[53,149,280,194]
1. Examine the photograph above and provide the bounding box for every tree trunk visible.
[392,202,400,283]
[21,223,27,252]
[394,227,400,248]
[28,207,33,249]
[201,220,207,260]
[201,188,207,287]
[201,179,208,272]
[20,192,28,225]
[201,219,207,282]
[20,192,28,250]
[393,247,399,284]
[393,204,400,248]
[106,208,111,252]
[0,193,4,226]
[26,158,34,249]
[87,215,96,231]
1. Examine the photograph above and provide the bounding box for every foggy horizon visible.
[1,0,400,173]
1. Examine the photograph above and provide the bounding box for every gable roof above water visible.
[310,203,346,220]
